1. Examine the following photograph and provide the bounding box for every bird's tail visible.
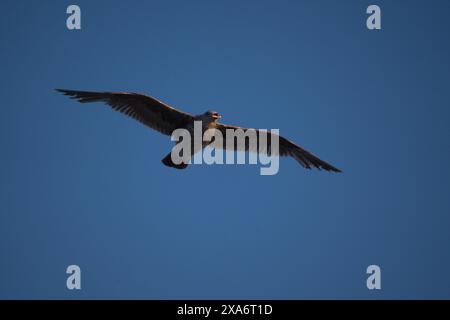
[161,153,189,170]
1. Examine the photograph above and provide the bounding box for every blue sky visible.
[1,0,450,299]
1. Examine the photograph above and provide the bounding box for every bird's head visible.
[203,110,222,122]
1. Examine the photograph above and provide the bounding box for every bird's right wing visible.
[56,89,194,136]
[215,123,341,172]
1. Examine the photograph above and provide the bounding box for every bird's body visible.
[56,89,341,172]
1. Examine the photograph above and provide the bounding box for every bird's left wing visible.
[215,123,341,172]
[56,89,194,136]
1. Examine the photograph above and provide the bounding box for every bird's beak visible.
[213,114,222,119]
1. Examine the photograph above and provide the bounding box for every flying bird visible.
[56,89,341,172]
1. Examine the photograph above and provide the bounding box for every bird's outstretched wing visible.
[215,124,341,172]
[56,89,194,136]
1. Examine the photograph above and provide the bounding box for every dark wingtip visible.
[55,88,74,96]
[310,155,342,173]
[55,89,103,103]
[322,165,342,173]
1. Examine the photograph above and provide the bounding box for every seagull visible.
[56,89,341,172]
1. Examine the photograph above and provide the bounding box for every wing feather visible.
[56,89,193,136]
[215,123,341,172]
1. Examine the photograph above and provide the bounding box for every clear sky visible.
[1,0,450,299]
